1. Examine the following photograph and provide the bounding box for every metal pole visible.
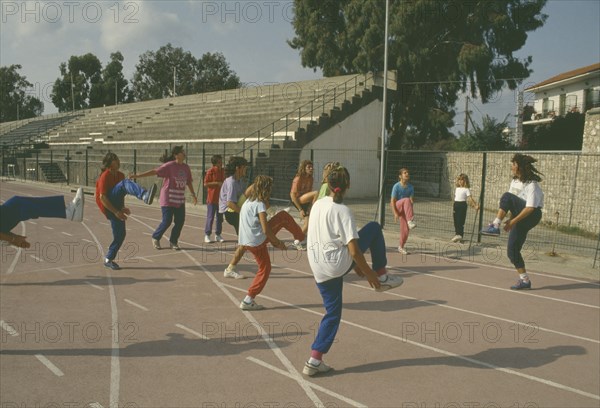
[477,153,487,243]
[377,0,390,226]
[71,73,75,112]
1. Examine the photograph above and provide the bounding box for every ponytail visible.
[327,166,350,203]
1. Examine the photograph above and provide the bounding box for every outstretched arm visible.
[129,169,158,179]
[0,232,30,248]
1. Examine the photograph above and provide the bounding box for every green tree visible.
[521,112,584,150]
[456,115,513,151]
[289,0,547,149]
[132,44,240,101]
[96,52,133,107]
[51,53,102,112]
[0,64,44,121]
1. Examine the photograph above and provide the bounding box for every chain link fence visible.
[2,146,599,267]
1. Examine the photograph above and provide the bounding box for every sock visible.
[243,295,253,304]
[375,267,387,277]
[378,275,389,283]
[519,273,529,282]
[308,357,321,366]
[493,218,502,227]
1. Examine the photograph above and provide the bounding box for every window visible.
[542,98,554,118]
[585,87,600,111]
[559,94,566,116]
[565,95,578,113]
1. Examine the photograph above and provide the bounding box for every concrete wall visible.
[582,108,600,153]
[298,99,383,198]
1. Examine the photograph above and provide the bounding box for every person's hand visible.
[475,204,480,211]
[273,240,287,250]
[394,213,399,222]
[122,207,131,215]
[300,209,306,218]
[365,271,381,290]
[115,210,128,221]
[10,234,31,249]
[503,219,514,232]
[128,173,137,179]
[192,196,198,206]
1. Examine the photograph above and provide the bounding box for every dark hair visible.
[225,156,248,177]
[511,154,543,183]
[247,175,273,202]
[101,152,119,171]
[160,145,184,163]
[211,154,223,166]
[398,168,409,178]
[327,166,350,203]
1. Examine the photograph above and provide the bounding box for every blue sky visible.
[1,0,599,132]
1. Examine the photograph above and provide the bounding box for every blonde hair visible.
[247,175,273,203]
[455,173,471,188]
[321,161,341,183]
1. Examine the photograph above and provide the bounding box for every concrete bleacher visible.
[43,74,372,148]
[0,114,82,147]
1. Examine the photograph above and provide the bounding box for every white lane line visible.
[0,320,19,337]
[61,232,73,236]
[85,281,105,291]
[27,221,37,225]
[391,266,599,309]
[176,268,194,276]
[43,226,53,230]
[35,354,64,377]
[419,252,600,286]
[137,257,153,263]
[142,232,153,236]
[99,222,109,226]
[82,239,93,243]
[29,255,43,263]
[223,284,600,402]
[124,299,149,312]
[56,268,70,275]
[6,223,25,275]
[248,357,366,408]
[181,251,325,408]
[175,324,209,340]
[81,222,120,408]
[282,266,599,344]
[88,403,103,408]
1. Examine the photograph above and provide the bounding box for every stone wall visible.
[582,108,600,153]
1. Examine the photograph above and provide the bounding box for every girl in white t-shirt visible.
[237,175,305,310]
[451,174,479,242]
[302,166,403,377]
[481,154,544,290]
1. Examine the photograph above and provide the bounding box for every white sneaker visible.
[303,360,332,376]
[376,274,404,292]
[266,207,277,221]
[451,235,462,243]
[408,220,417,229]
[152,238,161,250]
[398,247,409,255]
[66,188,84,222]
[204,234,212,243]
[224,266,245,279]
[215,234,225,243]
[170,242,181,251]
[239,300,264,310]
[293,239,307,251]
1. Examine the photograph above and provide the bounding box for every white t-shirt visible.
[307,196,359,283]
[454,187,472,202]
[238,200,267,247]
[509,179,544,208]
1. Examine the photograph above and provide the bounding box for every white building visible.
[523,62,600,125]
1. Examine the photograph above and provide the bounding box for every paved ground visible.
[1,180,599,408]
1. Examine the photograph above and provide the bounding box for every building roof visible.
[525,62,600,91]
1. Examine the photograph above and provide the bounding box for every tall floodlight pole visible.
[173,67,177,97]
[71,73,75,112]
[378,0,390,226]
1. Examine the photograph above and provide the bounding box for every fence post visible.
[22,156,26,181]
[567,153,580,227]
[202,144,206,205]
[477,152,487,243]
[36,151,39,181]
[85,149,89,186]
[249,149,254,181]
[66,150,70,185]
[133,149,137,179]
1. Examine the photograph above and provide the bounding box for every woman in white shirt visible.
[481,154,544,290]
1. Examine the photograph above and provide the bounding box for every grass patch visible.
[541,221,598,240]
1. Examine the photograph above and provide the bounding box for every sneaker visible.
[215,234,225,243]
[302,361,332,376]
[398,247,409,255]
[376,274,404,292]
[143,183,157,205]
[293,239,307,251]
[152,238,161,250]
[239,300,264,310]
[66,187,84,222]
[407,220,417,229]
[510,279,532,290]
[481,223,501,236]
[224,266,245,279]
[170,242,181,251]
[451,235,462,243]
[204,234,212,243]
[104,260,121,270]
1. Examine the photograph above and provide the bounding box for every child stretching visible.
[303,166,403,376]
[451,174,479,243]
[390,167,416,254]
[238,175,305,309]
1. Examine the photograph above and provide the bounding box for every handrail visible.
[234,73,374,156]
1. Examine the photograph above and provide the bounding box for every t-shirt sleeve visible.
[525,183,543,207]
[155,162,169,178]
[465,188,471,197]
[256,201,266,214]
[96,172,108,195]
[391,183,398,199]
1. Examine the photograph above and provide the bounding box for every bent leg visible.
[357,222,387,273]
[106,213,126,261]
[246,242,271,298]
[153,207,174,240]
[1,196,66,232]
[268,211,305,241]
[311,276,344,354]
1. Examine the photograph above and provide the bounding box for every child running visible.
[238,175,305,310]
[204,154,225,243]
[451,173,479,243]
[290,160,316,242]
[481,154,544,290]
[303,166,403,376]
[390,167,416,254]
